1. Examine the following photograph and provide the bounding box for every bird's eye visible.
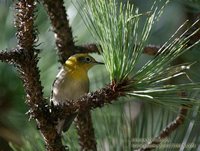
[85,57,91,62]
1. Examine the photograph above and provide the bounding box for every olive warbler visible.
[51,53,103,134]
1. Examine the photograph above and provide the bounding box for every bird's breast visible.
[51,68,89,105]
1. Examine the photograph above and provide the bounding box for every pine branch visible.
[0,49,21,64]
[76,44,161,56]
[40,0,75,63]
[15,1,37,51]
[75,111,97,151]
[15,0,41,105]
[14,1,65,150]
[75,44,100,54]
[135,106,188,151]
[53,81,125,120]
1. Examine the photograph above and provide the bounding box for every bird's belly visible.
[52,77,88,105]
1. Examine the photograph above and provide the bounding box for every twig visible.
[76,44,161,56]
[143,45,160,56]
[40,0,75,63]
[186,13,200,46]
[0,49,20,64]
[75,44,100,54]
[135,107,188,151]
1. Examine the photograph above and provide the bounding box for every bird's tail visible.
[56,113,77,134]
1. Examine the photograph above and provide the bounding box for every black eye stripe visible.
[78,56,91,63]
[78,57,85,62]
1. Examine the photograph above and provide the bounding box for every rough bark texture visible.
[76,111,97,151]
[41,0,75,63]
[14,1,65,150]
[0,49,20,64]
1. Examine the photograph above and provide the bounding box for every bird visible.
[51,53,104,134]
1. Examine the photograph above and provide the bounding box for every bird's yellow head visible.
[64,53,104,72]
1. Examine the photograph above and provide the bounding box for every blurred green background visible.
[0,0,200,150]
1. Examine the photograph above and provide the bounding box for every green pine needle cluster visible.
[78,0,200,106]
[79,0,168,82]
[128,19,200,106]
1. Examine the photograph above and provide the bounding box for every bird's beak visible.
[95,61,104,65]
